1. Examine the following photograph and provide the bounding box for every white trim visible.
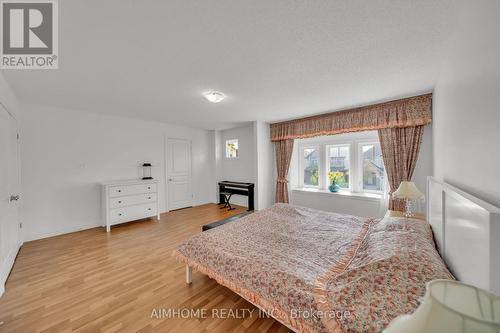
[224,138,239,159]
[297,134,385,196]
[298,144,322,189]
[356,141,385,195]
[165,137,193,211]
[24,222,111,242]
[1,241,21,297]
[23,211,170,242]
[292,188,381,202]
[325,143,352,191]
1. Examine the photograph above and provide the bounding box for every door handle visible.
[10,195,20,202]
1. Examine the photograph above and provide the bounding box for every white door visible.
[167,138,192,210]
[0,104,21,295]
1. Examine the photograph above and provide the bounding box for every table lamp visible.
[392,181,424,217]
[384,279,500,333]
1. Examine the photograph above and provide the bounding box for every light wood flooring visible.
[0,204,291,333]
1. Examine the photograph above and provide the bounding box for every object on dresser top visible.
[141,163,153,180]
[101,179,160,232]
[384,279,500,333]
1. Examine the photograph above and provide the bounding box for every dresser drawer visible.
[110,193,157,208]
[109,183,157,197]
[110,204,157,224]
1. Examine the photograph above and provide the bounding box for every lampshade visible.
[384,280,500,333]
[392,181,424,200]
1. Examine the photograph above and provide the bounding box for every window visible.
[298,136,386,195]
[360,143,385,193]
[326,145,350,189]
[225,139,239,158]
[302,147,320,187]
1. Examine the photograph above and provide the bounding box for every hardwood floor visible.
[0,204,291,333]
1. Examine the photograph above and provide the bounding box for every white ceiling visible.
[3,0,456,130]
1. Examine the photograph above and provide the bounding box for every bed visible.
[174,177,500,333]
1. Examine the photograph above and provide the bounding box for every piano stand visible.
[218,181,255,211]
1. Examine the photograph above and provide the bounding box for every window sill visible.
[291,188,382,202]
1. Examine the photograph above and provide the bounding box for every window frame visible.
[225,139,239,159]
[325,143,353,192]
[299,145,322,189]
[357,141,385,195]
[297,137,386,196]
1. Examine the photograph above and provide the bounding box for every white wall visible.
[218,124,256,207]
[0,75,20,119]
[289,128,433,217]
[412,124,433,200]
[291,191,381,217]
[433,0,500,208]
[214,121,275,210]
[20,105,216,241]
[253,121,275,210]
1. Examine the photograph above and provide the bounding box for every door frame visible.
[165,137,193,212]
[0,101,22,297]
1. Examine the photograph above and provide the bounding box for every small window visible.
[360,143,385,193]
[326,145,350,189]
[302,147,320,187]
[225,139,239,158]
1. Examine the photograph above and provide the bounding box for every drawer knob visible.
[118,190,121,193]
[148,208,151,210]
[148,197,151,199]
[118,201,122,203]
[118,213,122,216]
[147,187,151,190]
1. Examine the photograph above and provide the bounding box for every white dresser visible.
[101,179,160,232]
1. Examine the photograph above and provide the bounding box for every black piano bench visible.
[219,191,235,211]
[202,211,253,231]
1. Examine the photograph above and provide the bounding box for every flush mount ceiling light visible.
[203,90,226,103]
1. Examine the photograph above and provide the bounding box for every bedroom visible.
[0,0,499,332]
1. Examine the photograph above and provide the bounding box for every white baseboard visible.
[24,223,103,242]
[1,242,21,298]
[24,210,170,242]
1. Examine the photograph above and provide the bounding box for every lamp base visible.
[404,200,415,218]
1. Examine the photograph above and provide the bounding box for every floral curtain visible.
[270,94,432,141]
[275,139,294,203]
[271,94,431,206]
[378,126,425,211]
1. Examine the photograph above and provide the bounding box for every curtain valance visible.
[270,93,432,142]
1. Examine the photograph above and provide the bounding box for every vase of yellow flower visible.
[328,171,343,193]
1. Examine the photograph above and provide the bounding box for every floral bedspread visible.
[174,204,453,333]
[314,216,454,332]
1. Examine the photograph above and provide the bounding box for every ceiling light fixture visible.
[203,90,226,103]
